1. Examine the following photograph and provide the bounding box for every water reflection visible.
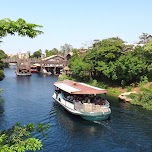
[16,76,31,85]
[0,97,4,116]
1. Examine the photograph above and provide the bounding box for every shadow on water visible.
[16,76,31,85]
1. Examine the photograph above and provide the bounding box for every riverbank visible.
[108,82,152,110]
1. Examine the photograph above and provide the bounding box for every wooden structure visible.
[16,59,31,76]
[40,55,66,75]
[15,52,31,76]
[2,54,67,76]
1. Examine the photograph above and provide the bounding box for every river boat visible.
[52,80,111,121]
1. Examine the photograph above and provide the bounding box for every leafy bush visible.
[0,70,5,81]
[88,79,108,89]
[138,76,149,87]
[58,73,71,81]
[0,123,50,152]
[126,85,132,92]
[129,91,152,110]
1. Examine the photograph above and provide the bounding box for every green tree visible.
[0,69,5,81]
[0,50,7,59]
[0,18,43,39]
[95,37,125,62]
[144,42,152,63]
[0,50,7,80]
[68,48,79,62]
[142,42,152,79]
[131,45,144,57]
[84,37,125,80]
[69,56,91,81]
[32,49,42,58]
[45,48,58,57]
[84,48,98,78]
[114,54,145,84]
[0,123,50,152]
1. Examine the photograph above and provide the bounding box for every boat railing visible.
[105,100,110,107]
[74,102,109,113]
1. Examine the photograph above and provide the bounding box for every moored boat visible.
[52,80,111,121]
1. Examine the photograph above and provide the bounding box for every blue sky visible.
[0,0,152,54]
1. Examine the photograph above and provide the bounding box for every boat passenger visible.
[75,97,81,103]
[87,98,91,103]
[70,95,74,101]
[67,95,71,100]
[101,99,105,105]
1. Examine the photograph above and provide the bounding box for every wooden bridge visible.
[2,55,68,76]
[2,58,41,63]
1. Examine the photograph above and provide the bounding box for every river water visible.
[0,66,152,152]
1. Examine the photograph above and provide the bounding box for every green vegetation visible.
[0,123,50,152]
[32,49,42,58]
[0,18,43,39]
[58,73,71,81]
[0,50,7,80]
[129,91,152,110]
[45,48,59,57]
[68,36,152,85]
[44,44,73,57]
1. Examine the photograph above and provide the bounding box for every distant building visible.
[78,48,88,56]
[146,35,152,43]
[41,55,66,75]
[123,43,145,52]
[17,52,29,59]
[6,54,15,58]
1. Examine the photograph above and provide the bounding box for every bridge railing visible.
[1,58,18,63]
[1,58,67,66]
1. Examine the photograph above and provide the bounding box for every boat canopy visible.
[54,80,107,94]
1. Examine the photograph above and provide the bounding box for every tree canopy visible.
[45,48,59,57]
[32,49,42,58]
[0,123,50,152]
[0,18,43,39]
[68,36,152,86]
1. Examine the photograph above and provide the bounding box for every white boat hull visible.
[52,92,111,121]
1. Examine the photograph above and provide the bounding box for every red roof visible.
[54,80,107,95]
